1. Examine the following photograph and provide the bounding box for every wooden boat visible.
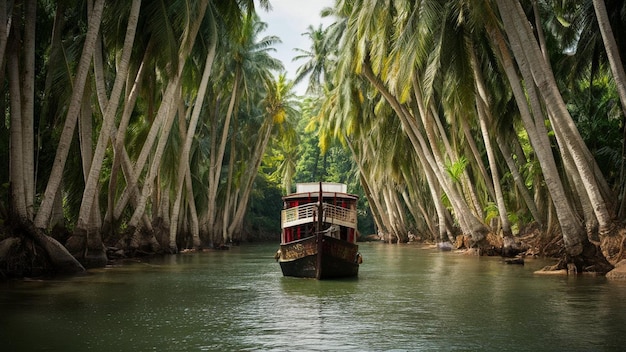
[275,182,362,279]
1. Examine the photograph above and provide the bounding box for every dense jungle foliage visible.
[1,0,626,278]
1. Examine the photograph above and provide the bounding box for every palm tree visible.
[34,0,106,230]
[21,0,36,221]
[493,0,613,271]
[591,0,626,119]
[124,0,210,251]
[0,1,10,69]
[67,0,142,267]
[470,46,515,250]
[268,129,298,195]
[169,5,218,252]
[293,24,334,94]
[7,25,27,222]
[225,30,287,241]
[203,12,283,245]
[3,0,89,275]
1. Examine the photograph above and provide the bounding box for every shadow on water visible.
[279,276,359,297]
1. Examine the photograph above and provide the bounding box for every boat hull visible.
[278,235,359,279]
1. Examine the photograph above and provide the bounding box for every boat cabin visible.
[281,182,358,244]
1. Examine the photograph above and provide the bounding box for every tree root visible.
[536,240,613,275]
[1,222,86,278]
[600,230,626,265]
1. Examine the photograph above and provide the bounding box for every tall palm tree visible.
[493,0,613,271]
[225,29,287,241]
[169,5,218,252]
[34,0,106,230]
[7,25,27,222]
[293,24,334,94]
[21,0,36,221]
[204,12,282,245]
[67,0,142,267]
[124,0,209,251]
[591,0,626,119]
[0,0,10,69]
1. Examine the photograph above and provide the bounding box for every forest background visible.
[1,0,626,277]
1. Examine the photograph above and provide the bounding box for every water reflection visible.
[1,243,626,351]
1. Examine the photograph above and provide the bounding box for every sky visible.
[257,0,335,95]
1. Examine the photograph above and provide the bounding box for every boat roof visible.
[283,182,358,201]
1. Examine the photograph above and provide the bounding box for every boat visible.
[275,182,362,279]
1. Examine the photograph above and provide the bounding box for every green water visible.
[2,243,626,351]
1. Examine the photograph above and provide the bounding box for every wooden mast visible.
[315,181,324,279]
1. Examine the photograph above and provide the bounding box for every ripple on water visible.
[2,244,626,351]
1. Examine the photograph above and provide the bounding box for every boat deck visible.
[281,202,357,229]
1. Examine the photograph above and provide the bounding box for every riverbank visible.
[3,222,626,280]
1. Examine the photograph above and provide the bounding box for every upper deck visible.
[281,202,357,229]
[281,183,358,230]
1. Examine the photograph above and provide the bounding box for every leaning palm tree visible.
[224,26,287,242]
[67,0,142,268]
[494,0,613,271]
[293,24,334,94]
[227,88,293,238]
[35,0,105,230]
[168,4,219,253]
[591,0,626,119]
[123,0,210,253]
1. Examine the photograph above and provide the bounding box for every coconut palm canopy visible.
[1,0,626,277]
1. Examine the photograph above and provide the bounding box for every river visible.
[2,242,626,351]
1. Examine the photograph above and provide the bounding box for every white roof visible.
[296,182,347,193]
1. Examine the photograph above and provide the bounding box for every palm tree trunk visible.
[471,48,514,247]
[496,0,612,272]
[492,3,585,255]
[78,85,99,227]
[600,0,626,220]
[124,0,208,250]
[200,96,219,236]
[8,29,27,222]
[345,135,389,237]
[207,71,240,243]
[412,75,489,240]
[125,76,180,246]
[103,43,151,234]
[0,0,12,73]
[49,181,65,229]
[170,11,217,250]
[430,100,486,220]
[381,187,401,242]
[21,0,36,220]
[226,118,274,238]
[185,165,200,248]
[222,133,236,244]
[68,0,141,267]
[506,0,615,239]
[363,61,489,241]
[76,0,141,231]
[389,186,408,242]
[34,0,105,229]
[222,104,240,244]
[475,98,509,229]
[497,136,543,226]
[459,116,497,203]
[361,174,387,237]
[93,32,109,112]
[592,0,626,119]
